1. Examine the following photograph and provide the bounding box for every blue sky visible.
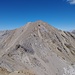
[0,0,75,31]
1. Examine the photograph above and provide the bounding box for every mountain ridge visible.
[0,21,75,75]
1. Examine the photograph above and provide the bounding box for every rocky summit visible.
[0,21,75,75]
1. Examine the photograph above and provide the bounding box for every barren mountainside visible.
[72,30,75,34]
[0,21,75,75]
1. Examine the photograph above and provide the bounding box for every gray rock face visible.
[0,21,75,75]
[72,30,75,34]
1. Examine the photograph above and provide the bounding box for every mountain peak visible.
[0,21,75,75]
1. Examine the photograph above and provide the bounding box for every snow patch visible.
[63,65,75,75]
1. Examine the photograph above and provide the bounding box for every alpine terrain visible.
[0,21,75,75]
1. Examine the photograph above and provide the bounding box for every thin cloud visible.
[67,0,75,4]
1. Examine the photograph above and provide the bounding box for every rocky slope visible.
[72,30,75,34]
[0,21,75,75]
